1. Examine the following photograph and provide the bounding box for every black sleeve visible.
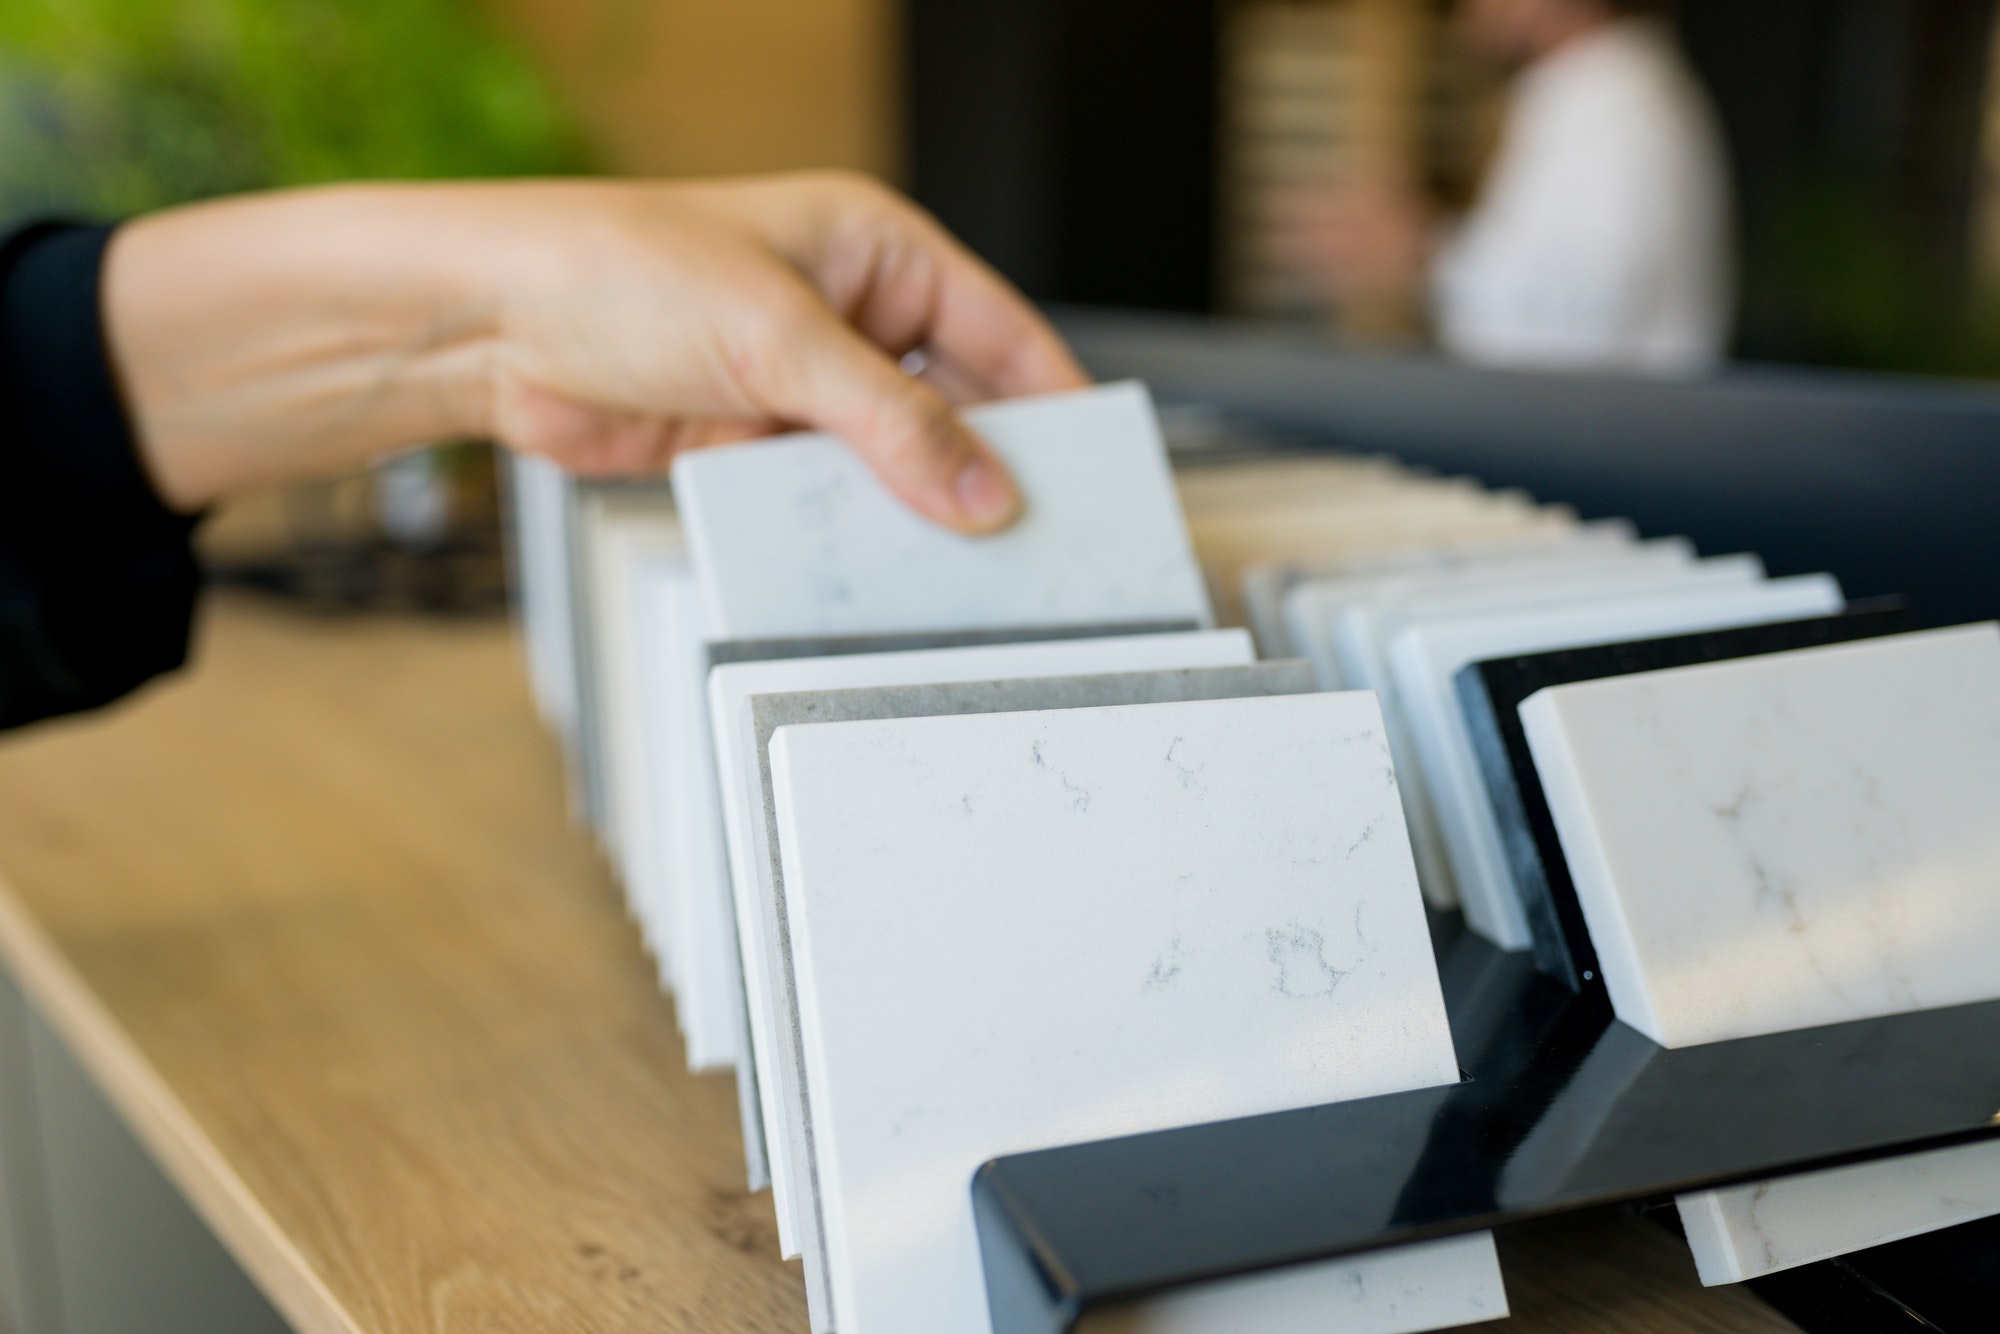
[0,222,203,731]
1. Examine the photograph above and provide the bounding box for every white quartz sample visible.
[709,631,1256,1266]
[1521,624,2000,1284]
[672,381,1212,638]
[1290,545,1744,911]
[623,551,696,988]
[1676,1139,2000,1284]
[772,693,1504,1334]
[742,661,1309,1332]
[1279,537,1697,692]
[1521,623,2000,1047]
[1386,574,1843,950]
[583,498,685,885]
[1076,1233,1507,1334]
[651,571,743,1075]
[505,454,581,739]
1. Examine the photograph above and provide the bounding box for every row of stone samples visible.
[1252,513,2000,1291]
[504,384,1537,1334]
[509,380,2000,1329]
[1272,533,1846,940]
[1519,621,2000,1283]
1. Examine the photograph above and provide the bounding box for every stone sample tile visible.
[1677,1139,2000,1285]
[1385,575,1845,952]
[1454,605,1912,989]
[1242,519,1636,659]
[587,509,685,917]
[1520,622,2000,1047]
[672,382,1212,638]
[772,694,1505,1334]
[1521,623,2000,1284]
[742,661,1315,1331]
[674,622,1204,1201]
[708,631,1256,1270]
[1073,1233,1507,1334]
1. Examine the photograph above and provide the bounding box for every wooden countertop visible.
[0,594,1796,1333]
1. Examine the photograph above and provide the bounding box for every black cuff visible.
[0,221,203,729]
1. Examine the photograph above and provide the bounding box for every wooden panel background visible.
[482,0,903,181]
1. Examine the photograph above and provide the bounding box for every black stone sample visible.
[1454,602,1915,995]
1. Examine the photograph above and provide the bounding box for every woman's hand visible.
[103,174,1089,532]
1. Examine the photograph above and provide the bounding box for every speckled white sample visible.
[710,631,1256,1271]
[671,382,1212,638]
[1520,624,2000,1283]
[772,694,1503,1334]
[1386,574,1843,951]
[1676,1138,2000,1284]
[741,660,1311,1333]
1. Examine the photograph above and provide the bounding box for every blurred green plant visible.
[0,0,589,221]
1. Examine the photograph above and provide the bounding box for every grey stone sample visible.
[704,619,1200,673]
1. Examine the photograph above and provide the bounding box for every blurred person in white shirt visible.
[1288,0,1734,375]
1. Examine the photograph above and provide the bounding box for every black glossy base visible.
[1640,1204,2000,1334]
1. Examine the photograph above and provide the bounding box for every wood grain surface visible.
[0,594,1795,1332]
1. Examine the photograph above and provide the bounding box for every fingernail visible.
[952,456,1021,530]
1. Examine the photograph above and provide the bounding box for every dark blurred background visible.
[8,0,1998,374]
[910,0,2000,378]
[5,0,1997,579]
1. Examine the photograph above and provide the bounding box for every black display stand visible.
[967,314,2000,1333]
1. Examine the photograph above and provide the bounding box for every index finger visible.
[901,213,1092,399]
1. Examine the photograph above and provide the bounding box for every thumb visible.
[749,301,1022,534]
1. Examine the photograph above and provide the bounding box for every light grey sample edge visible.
[746,661,1319,1326]
[704,619,1201,672]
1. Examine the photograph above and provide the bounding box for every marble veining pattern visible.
[1521,623,2000,1049]
[771,694,1503,1334]
[1520,624,2000,1282]
[672,382,1212,638]
[742,662,1313,1331]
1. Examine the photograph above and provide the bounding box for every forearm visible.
[103,183,507,512]
[100,173,1077,529]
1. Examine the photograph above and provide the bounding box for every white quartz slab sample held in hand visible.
[708,630,1257,1269]
[671,381,1213,638]
[771,693,1506,1334]
[1521,624,2000,1281]
[1384,573,1843,952]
